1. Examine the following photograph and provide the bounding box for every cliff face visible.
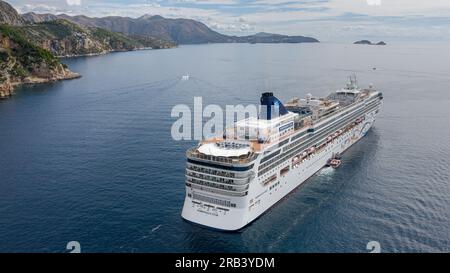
[18,20,175,57]
[0,0,23,26]
[0,1,81,98]
[19,20,127,57]
[0,25,79,98]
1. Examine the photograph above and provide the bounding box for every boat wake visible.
[317,167,335,177]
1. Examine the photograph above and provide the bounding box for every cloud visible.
[17,3,64,14]
[7,0,450,41]
[210,21,254,32]
[66,0,81,6]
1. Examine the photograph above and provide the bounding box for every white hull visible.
[182,108,379,231]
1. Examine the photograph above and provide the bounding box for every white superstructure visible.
[181,77,383,231]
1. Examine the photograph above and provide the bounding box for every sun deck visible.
[187,81,379,167]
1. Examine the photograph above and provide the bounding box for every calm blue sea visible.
[0,43,449,252]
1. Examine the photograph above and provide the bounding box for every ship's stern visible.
[181,188,250,231]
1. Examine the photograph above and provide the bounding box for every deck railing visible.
[186,148,258,165]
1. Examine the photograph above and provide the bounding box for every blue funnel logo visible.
[260,92,288,120]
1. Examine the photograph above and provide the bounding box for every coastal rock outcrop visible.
[0,25,80,99]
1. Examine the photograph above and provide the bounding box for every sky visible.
[6,0,450,42]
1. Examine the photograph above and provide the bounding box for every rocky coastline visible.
[0,63,80,99]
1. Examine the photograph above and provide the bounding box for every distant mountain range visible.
[22,12,320,45]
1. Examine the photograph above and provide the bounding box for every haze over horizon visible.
[6,0,450,42]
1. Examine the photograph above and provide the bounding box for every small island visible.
[354,40,386,46]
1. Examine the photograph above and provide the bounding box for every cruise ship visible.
[181,77,383,231]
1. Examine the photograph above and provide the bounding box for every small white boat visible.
[329,159,341,168]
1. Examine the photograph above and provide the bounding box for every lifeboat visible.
[327,136,333,142]
[308,147,315,154]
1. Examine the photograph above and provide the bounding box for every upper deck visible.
[187,78,381,167]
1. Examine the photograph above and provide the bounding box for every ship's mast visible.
[347,74,358,90]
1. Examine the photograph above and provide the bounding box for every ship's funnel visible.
[260,92,288,120]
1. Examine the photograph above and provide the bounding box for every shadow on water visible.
[4,81,65,99]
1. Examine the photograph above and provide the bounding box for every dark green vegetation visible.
[1,0,61,84]
[91,27,174,50]
[0,24,59,78]
[15,19,175,57]
[1,1,78,97]
[235,32,319,44]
